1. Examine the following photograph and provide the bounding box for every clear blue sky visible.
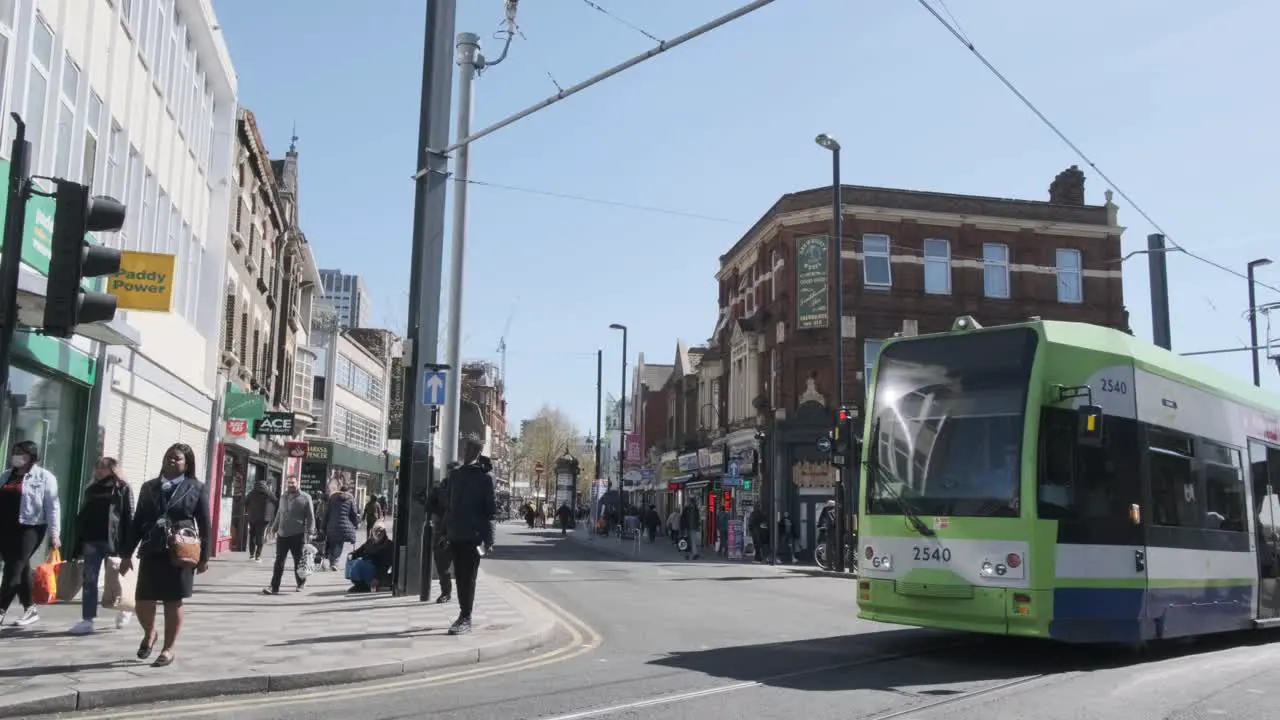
[215,0,1279,434]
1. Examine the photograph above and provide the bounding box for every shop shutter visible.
[120,395,153,495]
[179,422,208,480]
[146,408,183,482]
[102,390,126,463]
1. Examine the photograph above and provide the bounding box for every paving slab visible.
[0,551,557,717]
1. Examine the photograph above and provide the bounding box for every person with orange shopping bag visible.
[0,440,60,628]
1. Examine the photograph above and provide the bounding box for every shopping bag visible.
[55,559,83,602]
[32,548,61,605]
[103,557,137,611]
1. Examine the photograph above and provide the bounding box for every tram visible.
[856,316,1280,643]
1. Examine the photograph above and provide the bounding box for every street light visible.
[814,132,846,572]
[1249,258,1273,387]
[609,323,628,535]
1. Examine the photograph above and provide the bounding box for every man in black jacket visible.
[424,463,459,604]
[442,435,496,635]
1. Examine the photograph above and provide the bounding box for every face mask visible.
[10,455,26,469]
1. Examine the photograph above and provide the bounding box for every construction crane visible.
[496,297,519,384]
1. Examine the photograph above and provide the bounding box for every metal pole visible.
[439,32,481,470]
[830,147,846,573]
[595,349,603,482]
[618,329,628,534]
[1147,233,1172,351]
[1250,264,1261,387]
[393,0,456,598]
[0,115,30,449]
[769,427,778,566]
[424,0,781,162]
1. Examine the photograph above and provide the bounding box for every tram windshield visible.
[866,327,1039,518]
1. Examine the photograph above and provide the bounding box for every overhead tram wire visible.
[915,0,1280,296]
[580,0,664,43]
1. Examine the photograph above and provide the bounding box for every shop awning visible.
[17,266,140,347]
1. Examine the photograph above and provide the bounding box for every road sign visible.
[422,370,447,406]
[534,461,545,474]
[817,437,832,453]
[722,476,743,488]
[832,453,847,467]
[727,460,740,478]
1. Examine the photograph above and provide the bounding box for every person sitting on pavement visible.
[442,434,496,636]
[346,524,394,593]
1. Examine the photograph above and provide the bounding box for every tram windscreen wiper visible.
[868,418,934,537]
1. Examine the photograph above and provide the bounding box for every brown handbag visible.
[169,526,202,568]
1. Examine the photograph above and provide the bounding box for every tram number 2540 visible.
[912,546,952,562]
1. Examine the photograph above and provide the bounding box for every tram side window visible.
[1201,440,1247,532]
[1148,429,1199,528]
[1038,408,1140,521]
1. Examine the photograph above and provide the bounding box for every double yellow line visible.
[79,584,602,719]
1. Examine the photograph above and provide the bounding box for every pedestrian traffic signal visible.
[43,181,124,337]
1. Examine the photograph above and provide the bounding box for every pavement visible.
[19,525,1280,719]
[0,543,558,718]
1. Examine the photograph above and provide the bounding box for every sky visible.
[214,0,1280,435]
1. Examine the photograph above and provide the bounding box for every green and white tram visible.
[855,316,1280,643]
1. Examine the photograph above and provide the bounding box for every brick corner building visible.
[712,165,1129,554]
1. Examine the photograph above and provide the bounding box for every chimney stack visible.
[1049,165,1086,205]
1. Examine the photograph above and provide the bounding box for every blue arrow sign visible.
[727,460,740,479]
[422,370,447,406]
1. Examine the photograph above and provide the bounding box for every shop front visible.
[297,438,392,512]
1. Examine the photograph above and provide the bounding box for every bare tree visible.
[517,405,583,503]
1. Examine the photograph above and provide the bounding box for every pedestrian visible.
[323,485,359,572]
[119,443,211,667]
[262,475,315,595]
[345,523,394,593]
[748,506,765,562]
[362,495,382,539]
[679,499,701,561]
[643,505,661,543]
[442,435,496,635]
[425,472,453,604]
[244,479,276,562]
[0,440,60,628]
[666,507,680,543]
[70,457,134,634]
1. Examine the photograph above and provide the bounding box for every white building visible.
[16,0,236,490]
[318,268,369,329]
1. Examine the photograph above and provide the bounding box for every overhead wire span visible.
[916,0,1280,296]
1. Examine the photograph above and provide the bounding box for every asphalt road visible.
[41,525,1280,720]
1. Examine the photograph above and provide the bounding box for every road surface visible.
[40,525,1280,720]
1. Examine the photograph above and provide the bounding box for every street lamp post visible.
[1248,258,1273,387]
[609,324,628,534]
[815,132,846,573]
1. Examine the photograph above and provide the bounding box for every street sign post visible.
[422,369,447,406]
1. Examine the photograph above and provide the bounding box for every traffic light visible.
[831,405,855,467]
[43,180,124,337]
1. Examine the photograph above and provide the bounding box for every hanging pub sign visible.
[285,441,308,458]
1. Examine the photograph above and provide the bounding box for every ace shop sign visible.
[254,412,296,436]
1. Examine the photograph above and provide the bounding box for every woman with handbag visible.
[119,443,211,667]
[0,440,60,628]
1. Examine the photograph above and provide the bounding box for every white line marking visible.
[550,567,574,575]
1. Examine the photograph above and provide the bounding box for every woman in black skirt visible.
[119,443,210,667]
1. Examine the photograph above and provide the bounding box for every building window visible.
[122,147,141,247]
[140,171,155,252]
[54,53,79,179]
[105,124,124,200]
[82,92,102,187]
[155,0,169,90]
[1056,248,1083,304]
[166,4,180,111]
[982,243,1010,299]
[332,404,382,454]
[154,189,169,253]
[862,234,892,287]
[0,15,13,149]
[923,238,951,295]
[864,339,885,395]
[222,293,235,353]
[26,17,53,172]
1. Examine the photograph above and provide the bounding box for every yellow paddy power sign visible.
[108,251,176,312]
